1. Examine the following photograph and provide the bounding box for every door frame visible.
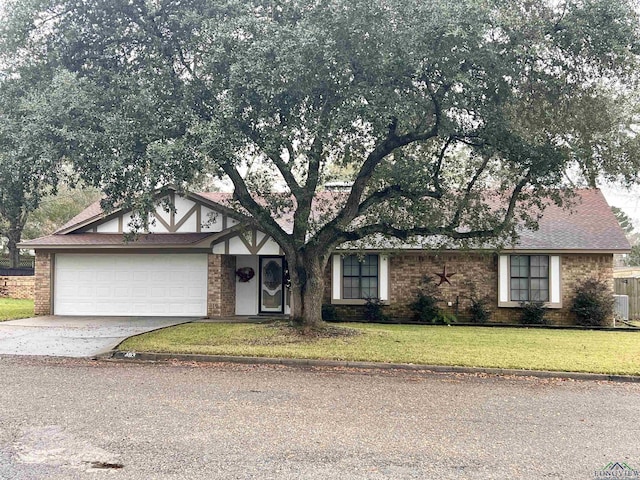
[258,255,285,314]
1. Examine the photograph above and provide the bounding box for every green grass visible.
[0,298,34,321]
[119,322,640,375]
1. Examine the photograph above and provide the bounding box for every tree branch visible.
[218,162,291,250]
[239,126,303,199]
[446,153,492,230]
[336,180,529,244]
[356,185,441,217]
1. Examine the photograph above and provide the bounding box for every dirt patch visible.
[239,322,362,346]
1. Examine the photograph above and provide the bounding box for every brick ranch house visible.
[19,188,629,325]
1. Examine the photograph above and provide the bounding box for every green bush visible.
[410,276,441,323]
[462,280,492,324]
[571,278,614,327]
[433,311,457,325]
[468,296,491,324]
[321,304,339,322]
[519,301,548,325]
[363,297,390,323]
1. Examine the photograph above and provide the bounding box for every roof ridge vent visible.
[324,181,353,191]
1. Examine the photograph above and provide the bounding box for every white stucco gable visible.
[211,228,283,256]
[81,192,241,235]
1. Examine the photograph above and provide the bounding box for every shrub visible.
[321,304,339,322]
[519,301,547,325]
[363,297,390,322]
[571,278,614,327]
[468,296,491,324]
[433,311,457,325]
[462,281,492,324]
[410,276,441,323]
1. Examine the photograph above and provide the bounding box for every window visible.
[510,255,549,302]
[342,254,379,299]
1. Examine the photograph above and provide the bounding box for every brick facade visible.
[207,254,236,317]
[34,252,52,315]
[325,252,614,325]
[0,275,35,299]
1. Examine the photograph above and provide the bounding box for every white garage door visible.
[54,253,208,316]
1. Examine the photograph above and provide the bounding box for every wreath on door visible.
[235,267,255,282]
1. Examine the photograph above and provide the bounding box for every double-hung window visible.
[342,254,379,299]
[509,255,549,302]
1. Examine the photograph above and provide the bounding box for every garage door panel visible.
[54,254,208,316]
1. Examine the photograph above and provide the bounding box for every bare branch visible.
[356,185,441,217]
[218,162,290,250]
[433,136,454,195]
[239,126,303,199]
[446,153,492,230]
[336,180,529,245]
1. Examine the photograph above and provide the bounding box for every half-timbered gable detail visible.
[78,192,241,235]
[212,228,283,256]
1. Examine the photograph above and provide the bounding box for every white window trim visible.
[498,254,562,308]
[331,253,389,305]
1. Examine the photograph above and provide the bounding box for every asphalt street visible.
[0,356,639,479]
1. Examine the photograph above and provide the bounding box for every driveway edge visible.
[106,351,640,383]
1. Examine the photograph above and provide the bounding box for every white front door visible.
[54,253,208,316]
[259,256,284,313]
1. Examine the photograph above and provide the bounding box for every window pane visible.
[361,255,378,277]
[361,263,376,277]
[511,256,527,277]
[512,256,529,278]
[530,256,549,279]
[343,256,358,267]
[510,255,550,303]
[343,277,357,288]
[531,279,549,301]
[342,254,379,299]
[512,289,528,301]
[343,256,358,277]
[534,255,549,267]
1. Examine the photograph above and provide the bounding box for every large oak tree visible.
[4,0,640,325]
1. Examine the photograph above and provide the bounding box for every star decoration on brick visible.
[435,265,456,286]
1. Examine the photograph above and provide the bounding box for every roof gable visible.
[23,187,630,253]
[512,189,629,251]
[57,190,243,235]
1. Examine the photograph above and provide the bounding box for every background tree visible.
[22,184,101,240]
[4,0,639,326]
[612,207,635,236]
[610,206,640,267]
[0,66,97,268]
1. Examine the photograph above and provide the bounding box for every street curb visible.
[106,351,640,383]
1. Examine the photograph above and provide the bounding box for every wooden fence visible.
[614,278,640,320]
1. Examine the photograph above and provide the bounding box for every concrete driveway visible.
[0,316,195,358]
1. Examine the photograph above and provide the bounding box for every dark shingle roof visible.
[19,232,218,248]
[512,189,629,251]
[24,188,630,252]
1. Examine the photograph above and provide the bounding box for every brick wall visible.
[325,252,614,325]
[34,252,52,315]
[207,254,236,317]
[0,275,35,299]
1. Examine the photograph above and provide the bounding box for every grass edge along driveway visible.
[0,298,35,321]
[119,322,640,376]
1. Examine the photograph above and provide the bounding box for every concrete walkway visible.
[0,316,195,358]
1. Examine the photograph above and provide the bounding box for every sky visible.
[601,183,640,232]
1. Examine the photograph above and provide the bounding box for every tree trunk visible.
[288,253,328,330]
[6,229,21,269]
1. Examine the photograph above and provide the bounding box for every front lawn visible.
[119,323,640,375]
[0,298,35,321]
